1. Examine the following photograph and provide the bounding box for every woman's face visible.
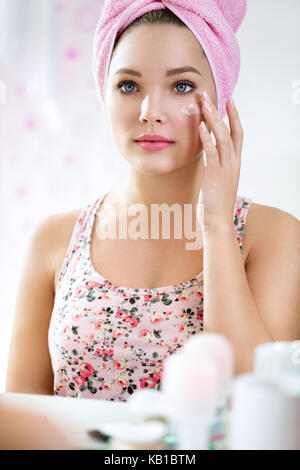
[105,24,217,175]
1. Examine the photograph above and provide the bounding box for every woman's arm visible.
[0,405,75,450]
[5,215,58,395]
[202,206,300,376]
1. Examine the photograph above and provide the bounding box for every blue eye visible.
[116,80,196,95]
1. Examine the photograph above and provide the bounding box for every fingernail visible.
[200,121,207,132]
[203,90,212,103]
[229,96,235,108]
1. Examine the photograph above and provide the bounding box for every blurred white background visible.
[0,0,299,392]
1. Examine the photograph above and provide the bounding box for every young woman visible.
[6,6,300,402]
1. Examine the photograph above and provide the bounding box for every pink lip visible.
[135,141,175,151]
[136,134,174,142]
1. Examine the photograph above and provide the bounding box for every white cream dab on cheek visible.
[181,103,202,116]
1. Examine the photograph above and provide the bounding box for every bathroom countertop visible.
[0,392,144,450]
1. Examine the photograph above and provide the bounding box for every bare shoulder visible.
[245,201,300,264]
[39,208,84,292]
[247,201,299,230]
[45,208,83,244]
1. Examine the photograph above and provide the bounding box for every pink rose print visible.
[113,328,125,338]
[98,362,108,370]
[173,337,182,344]
[116,376,129,387]
[194,287,203,299]
[95,321,104,330]
[143,294,161,303]
[102,293,113,300]
[179,312,189,320]
[97,310,107,318]
[72,313,82,322]
[149,312,163,325]
[62,326,71,337]
[88,281,101,289]
[125,317,138,328]
[178,324,188,334]
[74,375,85,388]
[95,349,113,359]
[113,360,127,371]
[140,377,158,389]
[152,364,164,378]
[139,329,154,341]
[166,311,174,318]
[178,292,190,301]
[116,309,128,319]
[197,309,203,320]
[75,285,90,297]
[102,381,112,391]
[78,362,94,379]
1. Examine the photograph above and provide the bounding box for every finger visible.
[226,97,244,159]
[201,92,232,163]
[199,120,219,167]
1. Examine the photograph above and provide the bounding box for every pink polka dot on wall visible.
[17,185,28,198]
[65,48,79,60]
[55,0,65,12]
[65,154,76,166]
[10,154,19,165]
[74,6,100,33]
[25,119,37,130]
[15,84,25,97]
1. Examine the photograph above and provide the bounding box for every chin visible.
[134,160,188,176]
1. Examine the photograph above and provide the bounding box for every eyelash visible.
[116,80,196,96]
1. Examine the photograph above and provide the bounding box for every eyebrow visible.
[114,66,202,77]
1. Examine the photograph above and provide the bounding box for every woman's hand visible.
[0,405,76,450]
[197,91,244,232]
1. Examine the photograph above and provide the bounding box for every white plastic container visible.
[228,373,300,450]
[98,420,169,450]
[160,333,235,450]
[254,341,300,378]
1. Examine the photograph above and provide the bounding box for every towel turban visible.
[93,0,247,118]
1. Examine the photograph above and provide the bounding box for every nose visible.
[139,96,166,124]
[139,112,164,123]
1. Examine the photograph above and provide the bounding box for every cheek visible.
[180,114,202,141]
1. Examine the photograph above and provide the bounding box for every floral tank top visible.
[48,193,252,401]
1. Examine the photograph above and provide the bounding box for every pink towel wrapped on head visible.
[93,0,247,118]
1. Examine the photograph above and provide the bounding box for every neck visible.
[116,151,205,209]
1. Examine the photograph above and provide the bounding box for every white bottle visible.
[254,341,300,378]
[161,332,235,450]
[228,373,300,450]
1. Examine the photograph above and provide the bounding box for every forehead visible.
[109,24,205,71]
